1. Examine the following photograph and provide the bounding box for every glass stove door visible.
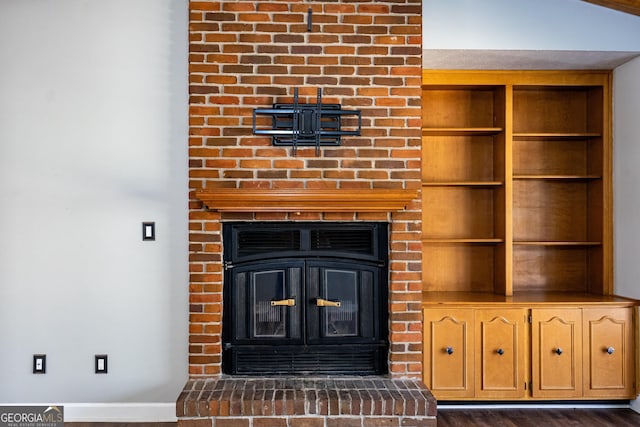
[231,261,303,344]
[307,261,377,343]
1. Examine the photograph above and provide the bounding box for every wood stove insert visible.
[222,222,389,376]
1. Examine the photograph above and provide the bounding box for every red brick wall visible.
[188,0,423,378]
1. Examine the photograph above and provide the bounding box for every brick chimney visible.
[187,0,423,379]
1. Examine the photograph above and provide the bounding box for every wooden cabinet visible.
[423,309,474,399]
[421,71,637,401]
[475,309,527,399]
[583,308,635,398]
[423,308,527,400]
[423,304,636,401]
[531,308,583,399]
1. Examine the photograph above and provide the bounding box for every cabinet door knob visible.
[445,347,454,355]
[496,348,504,356]
[607,346,615,355]
[555,348,563,355]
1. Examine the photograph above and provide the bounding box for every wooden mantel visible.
[195,188,418,213]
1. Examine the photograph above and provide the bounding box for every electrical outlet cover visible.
[33,354,46,374]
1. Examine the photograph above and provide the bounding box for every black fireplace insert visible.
[222,222,389,375]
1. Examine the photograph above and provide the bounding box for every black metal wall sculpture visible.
[252,88,362,155]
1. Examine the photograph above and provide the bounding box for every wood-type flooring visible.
[65,408,640,426]
[437,408,640,427]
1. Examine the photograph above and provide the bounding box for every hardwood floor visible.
[64,409,640,426]
[437,408,640,427]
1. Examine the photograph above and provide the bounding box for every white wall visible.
[612,54,640,413]
[423,0,640,50]
[613,56,640,300]
[0,0,189,416]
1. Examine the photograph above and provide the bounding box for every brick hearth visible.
[177,377,436,427]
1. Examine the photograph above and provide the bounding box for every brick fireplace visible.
[180,1,434,425]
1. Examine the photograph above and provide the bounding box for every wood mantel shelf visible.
[195,188,418,212]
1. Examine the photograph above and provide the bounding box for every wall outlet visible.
[33,354,46,374]
[95,354,108,374]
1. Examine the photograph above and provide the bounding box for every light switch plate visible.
[95,354,108,374]
[142,222,155,241]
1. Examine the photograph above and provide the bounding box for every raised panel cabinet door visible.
[475,309,527,399]
[583,307,635,398]
[423,308,474,399]
[531,308,582,398]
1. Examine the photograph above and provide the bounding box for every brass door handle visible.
[316,298,341,307]
[270,298,296,307]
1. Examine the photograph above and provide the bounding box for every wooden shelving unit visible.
[421,71,613,298]
[511,83,607,295]
[420,70,636,401]
[421,82,507,295]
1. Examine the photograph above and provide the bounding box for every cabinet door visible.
[583,307,635,398]
[531,308,582,398]
[423,308,474,398]
[475,309,527,399]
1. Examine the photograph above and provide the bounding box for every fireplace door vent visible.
[234,350,380,375]
[310,228,374,254]
[222,222,389,376]
[237,229,301,258]
[231,224,381,262]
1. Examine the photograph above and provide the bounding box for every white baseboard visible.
[437,402,632,410]
[630,397,640,414]
[64,403,177,422]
